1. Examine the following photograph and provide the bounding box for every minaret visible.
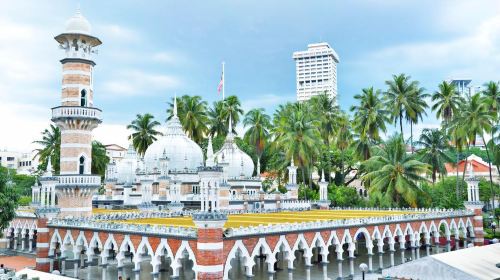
[51,8,102,217]
[464,161,485,246]
[317,169,330,209]
[286,157,299,199]
[206,136,215,167]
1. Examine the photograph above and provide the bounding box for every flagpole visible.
[222,61,225,101]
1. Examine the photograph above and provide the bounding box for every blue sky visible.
[1,0,500,151]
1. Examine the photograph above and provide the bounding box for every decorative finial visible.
[45,157,53,176]
[76,3,81,14]
[321,169,326,183]
[173,94,178,117]
[228,114,233,134]
[290,156,294,167]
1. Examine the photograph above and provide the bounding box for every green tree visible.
[362,135,430,207]
[222,95,244,133]
[351,87,389,142]
[431,81,462,125]
[416,129,453,184]
[208,101,227,138]
[310,93,339,146]
[454,94,495,207]
[384,74,423,141]
[272,102,321,185]
[0,167,19,236]
[328,184,364,207]
[33,124,60,174]
[91,141,110,178]
[405,84,428,153]
[127,113,163,157]
[420,177,466,209]
[243,108,271,175]
[167,95,208,144]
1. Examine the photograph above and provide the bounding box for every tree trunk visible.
[410,121,414,154]
[461,144,471,198]
[455,134,460,200]
[399,111,404,140]
[482,135,496,211]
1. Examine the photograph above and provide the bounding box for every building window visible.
[79,156,85,174]
[80,89,87,107]
[7,157,14,161]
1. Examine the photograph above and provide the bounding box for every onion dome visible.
[116,144,138,183]
[65,8,92,35]
[214,115,255,178]
[143,96,204,172]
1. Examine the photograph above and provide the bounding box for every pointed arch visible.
[135,236,155,260]
[173,240,198,276]
[119,235,136,256]
[89,232,103,250]
[75,232,88,250]
[49,230,63,256]
[223,240,252,280]
[251,237,273,258]
[154,238,175,261]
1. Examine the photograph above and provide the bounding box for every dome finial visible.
[173,94,178,117]
[228,114,233,136]
[321,169,326,183]
[76,3,81,14]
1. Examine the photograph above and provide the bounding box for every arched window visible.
[79,156,85,174]
[359,189,362,196]
[364,189,368,197]
[80,90,87,107]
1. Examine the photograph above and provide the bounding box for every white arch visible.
[119,235,136,256]
[438,219,451,239]
[251,237,273,258]
[326,230,341,247]
[63,230,75,246]
[172,240,198,277]
[223,240,252,280]
[75,231,89,251]
[135,236,155,261]
[89,232,103,250]
[103,234,118,252]
[49,229,63,256]
[154,238,175,261]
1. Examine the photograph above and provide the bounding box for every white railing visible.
[58,175,101,185]
[281,200,312,210]
[52,106,101,120]
[226,208,475,237]
[49,218,196,238]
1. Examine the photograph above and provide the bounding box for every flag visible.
[217,71,224,93]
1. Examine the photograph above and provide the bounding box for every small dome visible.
[143,98,204,172]
[65,9,91,35]
[116,145,138,183]
[214,132,254,178]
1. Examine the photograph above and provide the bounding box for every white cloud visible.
[96,24,140,42]
[93,123,130,147]
[241,93,293,114]
[101,70,181,97]
[362,14,500,82]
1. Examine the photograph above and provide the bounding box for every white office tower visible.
[293,42,339,102]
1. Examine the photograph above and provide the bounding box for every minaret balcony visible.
[52,106,102,122]
[56,175,101,187]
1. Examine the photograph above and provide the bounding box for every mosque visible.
[97,105,298,210]
[30,8,299,216]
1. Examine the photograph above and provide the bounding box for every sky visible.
[1,0,500,152]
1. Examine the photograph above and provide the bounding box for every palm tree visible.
[167,95,208,144]
[243,108,271,175]
[91,141,110,178]
[351,87,389,142]
[405,85,429,153]
[272,102,321,185]
[483,81,500,138]
[222,95,244,133]
[454,94,495,207]
[415,129,453,184]
[127,113,163,157]
[432,81,465,197]
[431,81,462,125]
[33,124,60,173]
[384,74,421,141]
[208,101,227,138]
[310,93,339,146]
[335,113,353,185]
[362,135,429,207]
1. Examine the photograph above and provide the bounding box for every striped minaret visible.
[51,8,102,217]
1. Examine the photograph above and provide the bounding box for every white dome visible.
[214,134,255,178]
[116,145,138,183]
[143,113,203,172]
[65,9,91,35]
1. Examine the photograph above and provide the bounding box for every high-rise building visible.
[293,42,339,102]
